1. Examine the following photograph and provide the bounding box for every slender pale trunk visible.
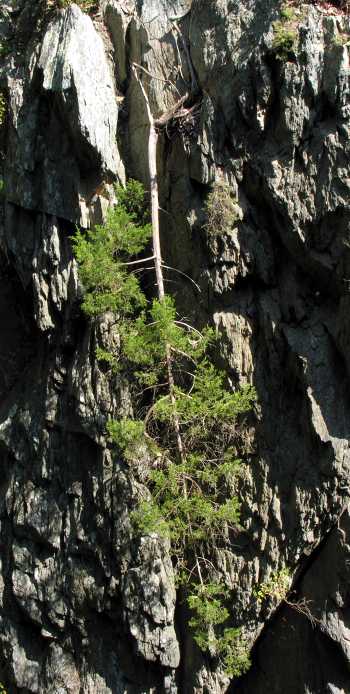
[133,66,184,464]
[133,64,204,586]
[148,122,165,299]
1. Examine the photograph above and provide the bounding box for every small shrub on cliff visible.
[273,24,297,60]
[254,566,320,626]
[255,568,291,604]
[204,180,241,236]
[272,4,298,61]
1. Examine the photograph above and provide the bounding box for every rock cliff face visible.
[0,0,350,692]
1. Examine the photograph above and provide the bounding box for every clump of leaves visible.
[73,178,256,678]
[280,5,296,22]
[255,567,291,604]
[204,180,241,236]
[272,4,298,61]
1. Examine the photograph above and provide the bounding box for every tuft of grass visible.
[204,180,242,236]
[272,4,299,62]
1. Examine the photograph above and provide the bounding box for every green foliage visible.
[107,418,146,453]
[188,582,230,649]
[95,347,118,371]
[132,499,170,537]
[0,179,4,200]
[255,567,291,604]
[0,683,8,694]
[0,41,11,58]
[121,295,189,368]
[154,363,256,428]
[280,5,296,22]
[116,178,150,226]
[218,628,252,679]
[188,583,251,677]
[73,179,256,679]
[132,451,242,546]
[107,418,160,461]
[272,4,298,61]
[72,181,151,317]
[272,24,297,60]
[204,181,241,236]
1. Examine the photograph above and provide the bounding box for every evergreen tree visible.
[73,181,255,677]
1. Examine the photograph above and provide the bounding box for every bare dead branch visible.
[121,255,156,266]
[154,92,190,128]
[161,264,201,292]
[132,61,181,96]
[284,598,321,628]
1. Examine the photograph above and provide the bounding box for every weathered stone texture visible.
[0,0,350,692]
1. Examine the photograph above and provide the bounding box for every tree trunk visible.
[133,65,185,463]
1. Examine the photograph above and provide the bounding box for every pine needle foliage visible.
[188,583,251,677]
[72,180,255,677]
[72,195,151,317]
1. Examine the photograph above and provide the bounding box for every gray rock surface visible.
[0,0,350,691]
[5,2,124,225]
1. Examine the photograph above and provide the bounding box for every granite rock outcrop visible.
[0,0,350,692]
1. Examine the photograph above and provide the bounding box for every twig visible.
[161,264,201,292]
[121,255,155,266]
[284,597,321,628]
[132,61,181,96]
[174,321,204,337]
[154,92,189,128]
